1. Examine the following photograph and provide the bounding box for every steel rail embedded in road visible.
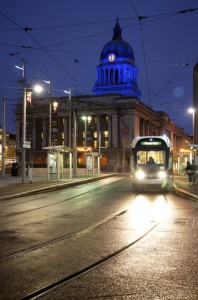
[18,194,168,300]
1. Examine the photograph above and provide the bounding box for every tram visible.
[131,136,172,192]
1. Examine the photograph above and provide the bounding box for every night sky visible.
[0,0,198,135]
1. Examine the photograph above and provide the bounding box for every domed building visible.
[15,19,192,177]
[93,19,141,98]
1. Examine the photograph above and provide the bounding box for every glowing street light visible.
[34,84,43,94]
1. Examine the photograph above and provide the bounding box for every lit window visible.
[94,140,97,149]
[104,131,109,138]
[94,132,97,138]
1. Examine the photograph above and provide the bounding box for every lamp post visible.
[188,107,195,143]
[188,107,198,184]
[15,62,27,184]
[2,95,6,178]
[63,89,71,148]
[63,90,77,177]
[43,80,52,147]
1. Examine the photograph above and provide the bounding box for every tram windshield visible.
[137,150,165,169]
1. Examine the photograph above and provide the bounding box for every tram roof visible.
[131,135,172,148]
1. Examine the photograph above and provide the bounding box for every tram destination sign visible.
[141,141,162,146]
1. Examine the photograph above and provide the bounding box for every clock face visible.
[108,54,116,62]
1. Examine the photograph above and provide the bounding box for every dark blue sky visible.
[0,0,198,135]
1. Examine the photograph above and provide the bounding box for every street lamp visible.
[188,107,198,184]
[64,89,77,177]
[43,80,52,147]
[15,66,50,183]
[32,80,52,147]
[64,89,72,148]
[1,95,6,178]
[15,62,27,184]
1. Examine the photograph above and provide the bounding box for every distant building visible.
[15,20,192,174]
[0,128,16,168]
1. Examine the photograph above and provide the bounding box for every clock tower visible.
[92,19,141,98]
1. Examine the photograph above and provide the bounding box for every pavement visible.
[0,172,118,200]
[0,172,198,201]
[172,175,198,201]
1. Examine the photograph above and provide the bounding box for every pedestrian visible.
[184,162,193,182]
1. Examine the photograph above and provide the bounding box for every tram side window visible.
[137,151,165,167]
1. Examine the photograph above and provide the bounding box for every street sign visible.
[23,141,31,149]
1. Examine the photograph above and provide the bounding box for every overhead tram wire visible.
[1,8,197,32]
[2,9,197,49]
[128,0,151,105]
[30,9,197,49]
[126,3,198,106]
[149,57,198,103]
[10,45,191,95]
[0,10,88,95]
[2,8,197,55]
[1,8,198,95]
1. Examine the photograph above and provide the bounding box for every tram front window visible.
[137,151,165,169]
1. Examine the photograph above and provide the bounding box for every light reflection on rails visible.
[17,193,169,300]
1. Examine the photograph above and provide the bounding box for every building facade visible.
[0,129,16,169]
[15,20,192,174]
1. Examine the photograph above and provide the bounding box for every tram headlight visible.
[135,170,145,180]
[158,171,167,179]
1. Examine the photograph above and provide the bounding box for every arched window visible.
[115,69,118,84]
[110,68,113,84]
[100,69,104,85]
[105,69,108,85]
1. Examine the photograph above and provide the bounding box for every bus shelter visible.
[85,151,101,176]
[43,145,72,181]
[75,147,101,176]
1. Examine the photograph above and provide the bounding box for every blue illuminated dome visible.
[93,19,141,98]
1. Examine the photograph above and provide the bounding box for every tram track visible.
[0,202,132,263]
[12,193,169,300]
[0,178,128,262]
[0,178,123,218]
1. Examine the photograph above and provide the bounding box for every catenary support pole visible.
[2,95,6,178]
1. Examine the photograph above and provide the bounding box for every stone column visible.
[42,118,47,147]
[108,115,112,148]
[97,115,101,150]
[132,113,139,138]
[32,117,36,149]
[64,117,68,146]
[112,115,118,147]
